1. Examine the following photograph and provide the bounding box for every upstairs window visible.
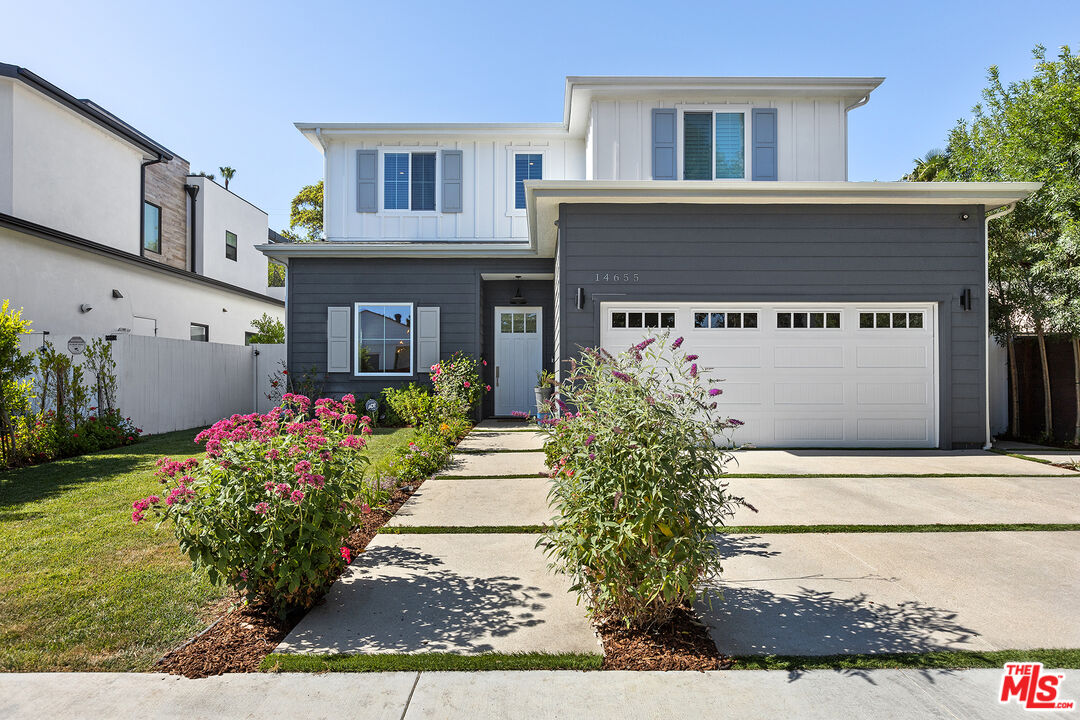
[683,111,746,180]
[514,153,542,209]
[383,152,436,211]
[143,202,161,254]
[225,230,237,261]
[190,323,209,342]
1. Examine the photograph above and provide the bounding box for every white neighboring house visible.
[0,62,285,351]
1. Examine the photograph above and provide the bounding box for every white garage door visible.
[600,303,938,448]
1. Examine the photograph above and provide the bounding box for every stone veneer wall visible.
[143,157,190,270]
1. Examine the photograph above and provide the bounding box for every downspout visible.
[139,154,165,257]
[983,202,1017,450]
[842,94,871,181]
[184,183,200,273]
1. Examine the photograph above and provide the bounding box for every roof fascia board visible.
[1,212,283,306]
[257,242,540,260]
[0,63,175,160]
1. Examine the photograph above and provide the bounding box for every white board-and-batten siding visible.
[583,97,848,182]
[323,136,585,242]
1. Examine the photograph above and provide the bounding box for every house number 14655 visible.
[594,273,640,283]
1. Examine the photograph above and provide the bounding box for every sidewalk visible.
[1,669,1069,719]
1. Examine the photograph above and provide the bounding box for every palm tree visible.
[903,149,949,182]
[219,166,236,190]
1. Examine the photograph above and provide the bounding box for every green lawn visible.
[0,424,416,672]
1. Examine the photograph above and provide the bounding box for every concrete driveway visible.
[727,449,1077,476]
[700,531,1080,656]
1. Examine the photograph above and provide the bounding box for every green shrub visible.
[0,300,36,467]
[430,352,488,418]
[134,393,387,612]
[377,429,455,484]
[382,383,442,427]
[540,335,752,628]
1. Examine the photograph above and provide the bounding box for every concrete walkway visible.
[726,475,1080,526]
[729,449,1077,476]
[3,670,1071,719]
[277,426,597,657]
[701,531,1080,656]
[440,451,548,477]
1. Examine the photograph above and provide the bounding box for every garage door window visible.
[860,311,924,329]
[611,311,676,329]
[776,311,840,330]
[694,311,758,329]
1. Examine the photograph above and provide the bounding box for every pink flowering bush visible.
[429,352,485,418]
[539,334,753,628]
[133,393,387,611]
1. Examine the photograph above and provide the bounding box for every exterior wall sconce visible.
[960,288,973,311]
[112,289,124,299]
[959,212,970,221]
[79,304,93,313]
[509,287,527,305]
[576,287,585,310]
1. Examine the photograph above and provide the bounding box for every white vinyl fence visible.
[111,335,285,436]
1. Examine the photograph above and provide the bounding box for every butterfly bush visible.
[133,393,387,611]
[430,352,486,418]
[539,334,754,628]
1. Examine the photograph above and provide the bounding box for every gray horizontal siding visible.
[557,203,987,448]
[286,256,553,411]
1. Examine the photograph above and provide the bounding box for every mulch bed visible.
[155,480,425,678]
[597,606,734,671]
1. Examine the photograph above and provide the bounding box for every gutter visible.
[139,155,165,257]
[983,202,1017,450]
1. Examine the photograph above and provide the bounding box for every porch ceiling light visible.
[510,286,527,305]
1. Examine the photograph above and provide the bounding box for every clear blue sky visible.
[2,0,1076,232]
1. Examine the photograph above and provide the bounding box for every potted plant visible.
[535,369,556,415]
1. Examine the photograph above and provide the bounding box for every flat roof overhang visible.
[257,181,1040,261]
[526,180,1042,257]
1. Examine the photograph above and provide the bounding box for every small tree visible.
[279,181,323,242]
[218,166,236,190]
[83,338,118,413]
[268,260,286,287]
[247,313,285,344]
[0,301,36,464]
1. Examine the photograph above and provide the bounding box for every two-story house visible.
[261,76,1038,448]
[0,62,285,348]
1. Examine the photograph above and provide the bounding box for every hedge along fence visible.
[1008,334,1080,445]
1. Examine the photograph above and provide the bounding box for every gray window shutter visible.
[327,306,351,373]
[651,108,677,180]
[416,306,441,372]
[441,150,463,213]
[751,108,778,181]
[356,150,377,212]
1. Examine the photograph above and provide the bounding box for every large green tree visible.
[913,45,1080,441]
[280,180,324,242]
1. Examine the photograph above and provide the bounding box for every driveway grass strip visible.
[380,525,548,534]
[721,472,1078,478]
[454,448,545,455]
[436,473,547,479]
[732,648,1080,671]
[380,523,1080,535]
[987,447,1056,465]
[261,651,604,672]
[721,523,1080,534]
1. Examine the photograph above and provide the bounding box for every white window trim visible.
[607,308,677,330]
[353,301,415,377]
[506,146,548,217]
[690,309,761,331]
[378,149,440,214]
[774,309,844,331]
[857,309,930,330]
[675,104,752,181]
